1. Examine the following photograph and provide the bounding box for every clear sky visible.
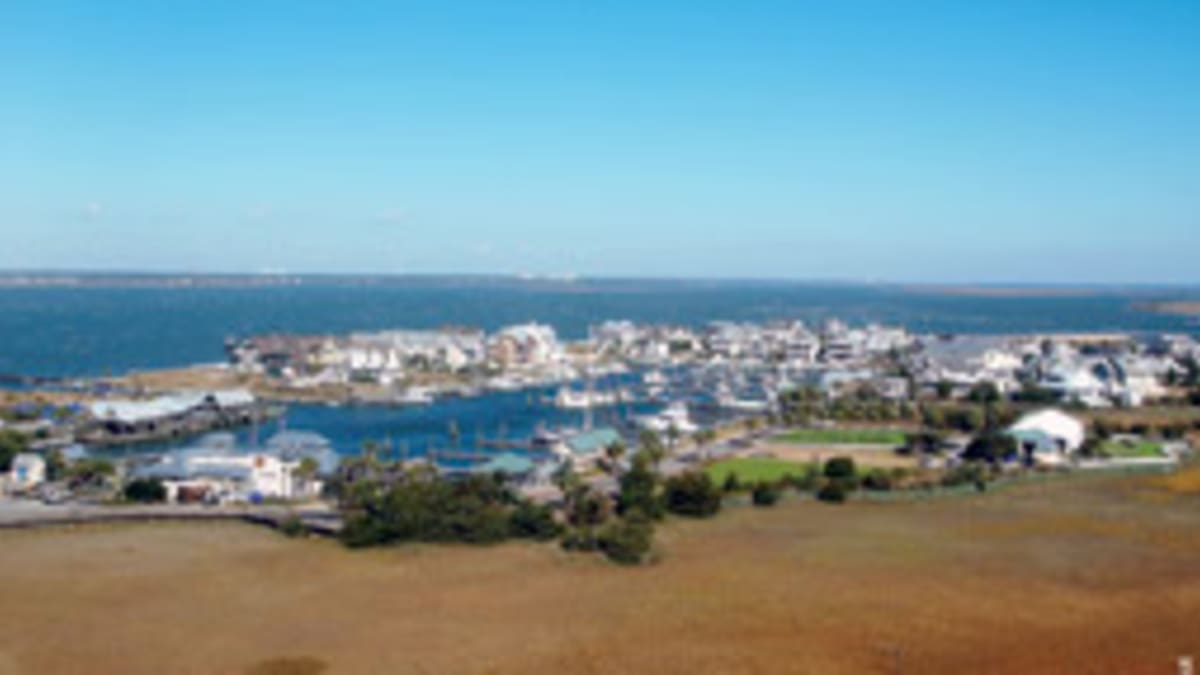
[2,1,1197,282]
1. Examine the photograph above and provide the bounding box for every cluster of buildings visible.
[912,333,1194,408]
[590,319,913,369]
[227,323,575,394]
[129,431,336,503]
[226,319,1199,412]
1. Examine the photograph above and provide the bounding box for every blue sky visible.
[1,1,1197,282]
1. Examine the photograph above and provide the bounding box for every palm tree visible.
[604,440,627,476]
[665,423,682,449]
[552,461,581,495]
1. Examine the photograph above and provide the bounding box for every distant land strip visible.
[1135,301,1200,316]
[899,284,1103,298]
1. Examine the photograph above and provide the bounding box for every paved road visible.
[0,499,342,534]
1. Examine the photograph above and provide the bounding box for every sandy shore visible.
[1,472,1199,674]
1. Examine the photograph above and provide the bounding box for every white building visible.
[1008,409,1086,466]
[8,453,47,490]
[134,446,321,503]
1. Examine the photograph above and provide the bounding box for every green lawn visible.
[1098,440,1163,458]
[771,428,907,446]
[705,457,812,485]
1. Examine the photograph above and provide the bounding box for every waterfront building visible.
[132,442,322,503]
[8,453,46,491]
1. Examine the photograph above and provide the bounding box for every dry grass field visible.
[2,472,1199,675]
[761,443,919,469]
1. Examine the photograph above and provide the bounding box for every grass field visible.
[2,472,1200,674]
[705,457,811,484]
[1098,439,1163,458]
[772,428,908,445]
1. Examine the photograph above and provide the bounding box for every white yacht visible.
[394,387,435,406]
[642,369,668,387]
[714,382,771,413]
[636,401,699,435]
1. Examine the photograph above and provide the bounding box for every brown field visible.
[2,474,1200,675]
[759,443,918,469]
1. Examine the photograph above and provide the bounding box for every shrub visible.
[566,488,612,528]
[860,469,893,491]
[278,515,306,538]
[560,527,601,552]
[788,463,823,491]
[509,501,562,541]
[123,478,166,503]
[823,456,857,481]
[597,513,654,565]
[751,482,780,507]
[663,471,722,518]
[816,481,847,503]
[341,516,392,548]
[941,462,990,491]
[722,471,741,493]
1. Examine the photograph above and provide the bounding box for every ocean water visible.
[0,280,1197,378]
[2,279,1197,459]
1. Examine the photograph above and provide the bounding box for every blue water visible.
[2,279,1196,462]
[1,280,1197,378]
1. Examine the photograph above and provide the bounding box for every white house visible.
[134,448,320,503]
[1008,409,1086,467]
[9,453,47,490]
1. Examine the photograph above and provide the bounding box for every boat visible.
[485,375,526,392]
[394,387,435,406]
[552,386,619,409]
[636,401,699,435]
[642,370,668,387]
[714,382,771,413]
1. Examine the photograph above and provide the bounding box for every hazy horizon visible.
[3,268,1200,291]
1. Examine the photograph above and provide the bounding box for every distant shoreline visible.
[898,285,1104,298]
[0,272,1196,293]
[1135,301,1200,317]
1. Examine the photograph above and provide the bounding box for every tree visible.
[603,440,627,475]
[722,471,741,493]
[552,461,581,494]
[816,481,847,503]
[124,479,167,503]
[693,428,717,448]
[597,510,654,565]
[967,381,1000,404]
[663,471,722,518]
[618,452,664,519]
[751,482,780,507]
[665,423,682,448]
[903,430,945,455]
[935,380,954,400]
[44,449,68,482]
[509,501,562,541]
[823,457,857,482]
[962,432,1017,464]
[0,430,27,472]
[66,458,115,488]
[295,456,320,481]
[638,429,666,468]
[565,486,611,528]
